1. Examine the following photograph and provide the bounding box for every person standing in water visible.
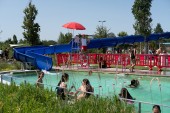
[127,79,140,88]
[36,72,45,88]
[56,73,74,100]
[74,78,94,100]
[152,105,161,113]
[119,88,135,104]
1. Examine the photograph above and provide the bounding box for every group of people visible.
[74,34,90,53]
[36,72,161,113]
[56,73,94,100]
[149,47,163,55]
[119,79,161,113]
[119,79,139,101]
[36,71,139,101]
[129,46,169,72]
[0,48,9,60]
[36,72,94,100]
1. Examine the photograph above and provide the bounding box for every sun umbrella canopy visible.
[62,22,86,30]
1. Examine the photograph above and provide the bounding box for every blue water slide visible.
[13,32,170,71]
[13,42,73,71]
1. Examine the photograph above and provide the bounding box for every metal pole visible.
[10,77,13,83]
[98,20,106,28]
[138,102,141,113]
[24,80,27,85]
[140,42,142,54]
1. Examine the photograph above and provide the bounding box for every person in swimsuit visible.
[36,72,44,88]
[128,79,139,88]
[152,105,161,113]
[119,88,135,103]
[56,73,74,100]
[129,46,136,72]
[75,78,94,100]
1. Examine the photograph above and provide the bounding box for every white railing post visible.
[0,75,2,83]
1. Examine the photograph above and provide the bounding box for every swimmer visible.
[88,70,92,76]
[127,79,139,88]
[152,105,161,113]
[36,72,44,88]
[119,88,135,101]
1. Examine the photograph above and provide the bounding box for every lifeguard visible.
[81,34,87,51]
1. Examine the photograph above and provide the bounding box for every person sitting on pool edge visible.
[119,88,135,103]
[127,79,140,88]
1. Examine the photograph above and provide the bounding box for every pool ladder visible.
[150,77,163,112]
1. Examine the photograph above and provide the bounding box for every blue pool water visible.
[3,71,170,113]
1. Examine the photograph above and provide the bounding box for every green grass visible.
[0,83,135,113]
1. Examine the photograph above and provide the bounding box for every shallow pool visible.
[4,71,170,113]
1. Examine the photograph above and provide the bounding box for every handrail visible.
[120,98,170,108]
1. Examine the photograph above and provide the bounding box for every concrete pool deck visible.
[54,66,170,77]
[0,70,38,75]
[0,66,169,77]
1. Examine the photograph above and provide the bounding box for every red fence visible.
[56,53,170,71]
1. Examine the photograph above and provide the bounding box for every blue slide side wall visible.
[13,32,170,71]
[13,43,73,71]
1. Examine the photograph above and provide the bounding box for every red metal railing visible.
[56,53,170,71]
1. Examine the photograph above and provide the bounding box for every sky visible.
[0,0,170,41]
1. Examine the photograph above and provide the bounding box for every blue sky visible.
[0,0,170,41]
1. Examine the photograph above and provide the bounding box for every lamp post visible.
[98,20,106,28]
[98,21,106,52]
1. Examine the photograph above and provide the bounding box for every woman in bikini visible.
[75,78,94,100]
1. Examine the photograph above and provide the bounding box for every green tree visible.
[108,32,116,37]
[94,26,115,38]
[41,40,57,46]
[19,39,28,45]
[12,35,18,44]
[94,26,116,53]
[22,2,40,46]
[117,31,128,37]
[153,23,165,49]
[117,31,129,52]
[154,23,163,33]
[5,38,13,44]
[132,0,152,53]
[57,32,72,44]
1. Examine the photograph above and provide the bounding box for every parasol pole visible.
[72,29,74,37]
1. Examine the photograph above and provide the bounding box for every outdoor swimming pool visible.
[2,71,170,113]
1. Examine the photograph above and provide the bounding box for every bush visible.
[0,83,135,113]
[0,61,21,71]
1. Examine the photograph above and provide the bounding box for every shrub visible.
[0,83,135,113]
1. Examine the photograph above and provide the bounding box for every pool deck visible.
[0,66,170,77]
[0,70,37,75]
[54,65,170,77]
